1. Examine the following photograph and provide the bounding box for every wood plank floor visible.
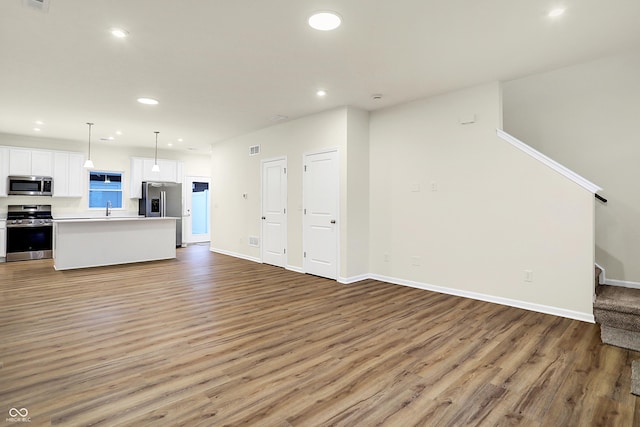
[1,244,638,426]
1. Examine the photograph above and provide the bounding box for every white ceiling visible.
[1,0,639,154]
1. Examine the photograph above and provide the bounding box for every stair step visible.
[594,285,640,351]
[594,285,640,317]
[600,325,640,353]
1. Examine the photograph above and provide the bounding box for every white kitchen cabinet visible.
[32,150,54,176]
[130,157,183,198]
[130,157,143,199]
[67,153,84,197]
[9,148,31,175]
[53,151,85,197]
[0,147,8,197]
[9,148,53,176]
[0,220,5,258]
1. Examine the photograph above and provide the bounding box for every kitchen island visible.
[52,217,177,270]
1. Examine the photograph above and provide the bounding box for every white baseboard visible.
[204,248,595,323]
[209,247,261,263]
[370,274,595,324]
[594,263,640,289]
[286,265,304,274]
[604,279,640,290]
[338,274,370,284]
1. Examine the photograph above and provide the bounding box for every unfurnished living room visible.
[1,1,640,426]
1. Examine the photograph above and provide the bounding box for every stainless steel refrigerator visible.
[139,181,183,247]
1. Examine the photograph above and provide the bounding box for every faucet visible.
[106,200,112,216]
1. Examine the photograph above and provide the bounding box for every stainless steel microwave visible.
[8,176,53,196]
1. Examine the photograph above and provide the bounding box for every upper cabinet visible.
[0,147,8,197]
[9,148,53,176]
[53,151,85,197]
[0,146,84,198]
[130,157,183,198]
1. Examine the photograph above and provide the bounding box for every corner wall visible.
[503,48,640,285]
[369,82,595,320]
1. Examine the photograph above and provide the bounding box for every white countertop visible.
[53,216,178,223]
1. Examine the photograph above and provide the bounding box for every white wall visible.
[209,106,370,280]
[369,82,595,319]
[503,48,640,284]
[210,107,349,272]
[0,133,211,217]
[345,108,370,279]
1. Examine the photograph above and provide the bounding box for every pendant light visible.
[152,131,160,172]
[83,122,94,168]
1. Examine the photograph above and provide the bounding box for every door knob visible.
[262,216,266,220]
[330,219,336,224]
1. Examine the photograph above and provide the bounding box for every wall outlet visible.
[524,270,533,282]
[411,256,421,266]
[431,181,438,192]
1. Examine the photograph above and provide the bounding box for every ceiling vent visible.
[23,0,50,12]
[249,145,260,156]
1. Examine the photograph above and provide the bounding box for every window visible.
[89,171,123,208]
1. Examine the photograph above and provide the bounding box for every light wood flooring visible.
[1,244,639,426]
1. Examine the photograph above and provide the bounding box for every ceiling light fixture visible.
[33,127,41,132]
[137,97,159,105]
[116,130,122,136]
[308,11,342,31]
[152,131,160,172]
[84,122,95,169]
[316,89,327,97]
[35,120,44,125]
[548,8,566,17]
[110,28,129,38]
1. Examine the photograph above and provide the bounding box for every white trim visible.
[369,274,595,323]
[338,274,369,284]
[205,247,596,323]
[209,246,260,263]
[595,262,605,285]
[286,265,304,274]
[496,129,602,194]
[595,263,640,289]
[604,278,640,290]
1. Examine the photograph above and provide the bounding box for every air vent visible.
[23,0,50,11]
[248,236,260,247]
[249,145,260,156]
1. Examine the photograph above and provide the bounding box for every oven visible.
[6,205,53,262]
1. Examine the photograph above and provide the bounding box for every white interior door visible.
[303,150,338,279]
[184,176,211,243]
[261,158,287,267]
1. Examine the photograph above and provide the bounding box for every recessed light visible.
[33,127,41,132]
[110,28,129,38]
[167,143,173,147]
[548,8,566,17]
[308,11,342,31]
[316,89,327,97]
[35,120,44,125]
[137,97,159,105]
[115,130,122,135]
[177,138,183,142]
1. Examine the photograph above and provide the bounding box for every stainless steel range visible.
[6,205,53,261]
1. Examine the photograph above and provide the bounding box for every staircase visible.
[593,267,640,352]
